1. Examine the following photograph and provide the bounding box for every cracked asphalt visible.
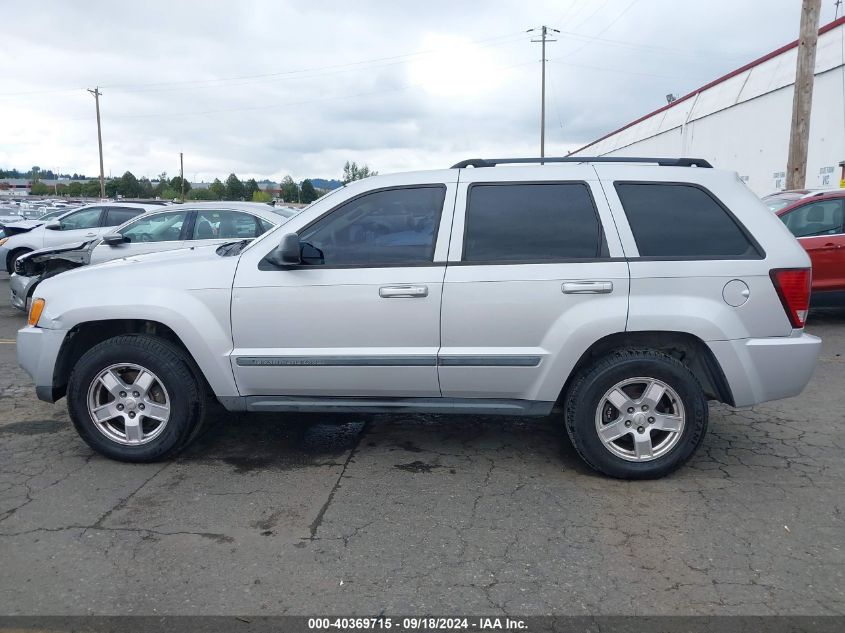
[0,275,843,616]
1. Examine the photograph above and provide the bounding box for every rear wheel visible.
[564,349,708,479]
[67,334,207,462]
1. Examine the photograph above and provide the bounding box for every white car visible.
[9,202,297,310]
[0,203,161,273]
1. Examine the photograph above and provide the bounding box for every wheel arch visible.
[557,330,735,407]
[52,319,216,401]
[6,246,33,273]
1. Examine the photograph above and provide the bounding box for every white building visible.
[572,16,845,196]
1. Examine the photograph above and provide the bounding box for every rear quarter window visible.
[615,182,761,259]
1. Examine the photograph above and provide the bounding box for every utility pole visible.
[529,26,559,162]
[180,152,185,202]
[786,0,822,190]
[87,87,105,199]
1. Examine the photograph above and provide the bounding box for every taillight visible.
[770,268,812,328]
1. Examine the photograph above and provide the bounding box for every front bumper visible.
[17,326,68,403]
[9,273,38,312]
[708,333,822,407]
[0,246,9,271]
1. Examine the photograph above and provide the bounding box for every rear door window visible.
[615,182,760,258]
[463,183,607,262]
[192,210,264,240]
[104,207,145,227]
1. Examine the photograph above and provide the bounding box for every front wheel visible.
[564,349,708,479]
[67,334,207,462]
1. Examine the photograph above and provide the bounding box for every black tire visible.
[564,349,708,480]
[67,334,207,462]
[7,248,31,274]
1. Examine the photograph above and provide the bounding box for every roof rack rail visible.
[451,156,713,169]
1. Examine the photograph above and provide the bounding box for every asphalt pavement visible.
[0,274,843,616]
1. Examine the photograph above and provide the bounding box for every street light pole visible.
[87,87,105,199]
[529,26,558,162]
[786,0,822,190]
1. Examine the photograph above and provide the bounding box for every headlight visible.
[28,298,45,327]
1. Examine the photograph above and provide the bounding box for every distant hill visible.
[311,178,343,191]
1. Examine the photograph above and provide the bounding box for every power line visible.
[0,31,526,98]
[547,58,709,81]
[558,0,643,59]
[47,57,541,123]
[553,0,581,26]
[569,0,612,32]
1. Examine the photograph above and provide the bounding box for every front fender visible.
[39,286,238,397]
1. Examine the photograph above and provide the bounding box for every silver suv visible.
[16,157,821,479]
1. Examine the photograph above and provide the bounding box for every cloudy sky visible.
[1,0,841,182]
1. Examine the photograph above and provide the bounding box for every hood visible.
[23,241,93,262]
[15,240,95,277]
[45,242,240,292]
[1,219,44,235]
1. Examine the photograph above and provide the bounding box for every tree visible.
[169,176,191,197]
[188,188,218,201]
[30,166,41,181]
[105,179,119,198]
[138,177,154,198]
[82,180,102,197]
[117,171,141,198]
[209,178,225,200]
[244,178,259,200]
[342,161,377,184]
[66,181,84,197]
[30,181,50,195]
[280,175,299,202]
[252,190,272,203]
[224,173,244,200]
[300,179,318,203]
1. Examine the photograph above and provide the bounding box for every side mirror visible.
[45,220,61,230]
[102,233,128,246]
[266,233,302,266]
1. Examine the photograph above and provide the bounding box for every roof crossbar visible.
[451,156,713,169]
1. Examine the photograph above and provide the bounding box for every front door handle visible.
[562,281,614,294]
[379,285,429,298]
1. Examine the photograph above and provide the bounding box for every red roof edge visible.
[569,14,845,156]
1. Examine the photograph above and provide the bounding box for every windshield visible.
[38,209,68,220]
[766,198,796,212]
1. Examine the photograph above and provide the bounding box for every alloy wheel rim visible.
[86,363,171,446]
[594,377,686,462]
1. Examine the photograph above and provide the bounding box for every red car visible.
[776,190,845,302]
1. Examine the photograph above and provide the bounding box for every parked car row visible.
[767,189,845,303]
[6,201,297,311]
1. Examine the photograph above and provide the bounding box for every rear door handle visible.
[562,281,614,294]
[379,285,429,298]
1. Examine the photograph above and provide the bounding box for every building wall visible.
[577,18,845,196]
